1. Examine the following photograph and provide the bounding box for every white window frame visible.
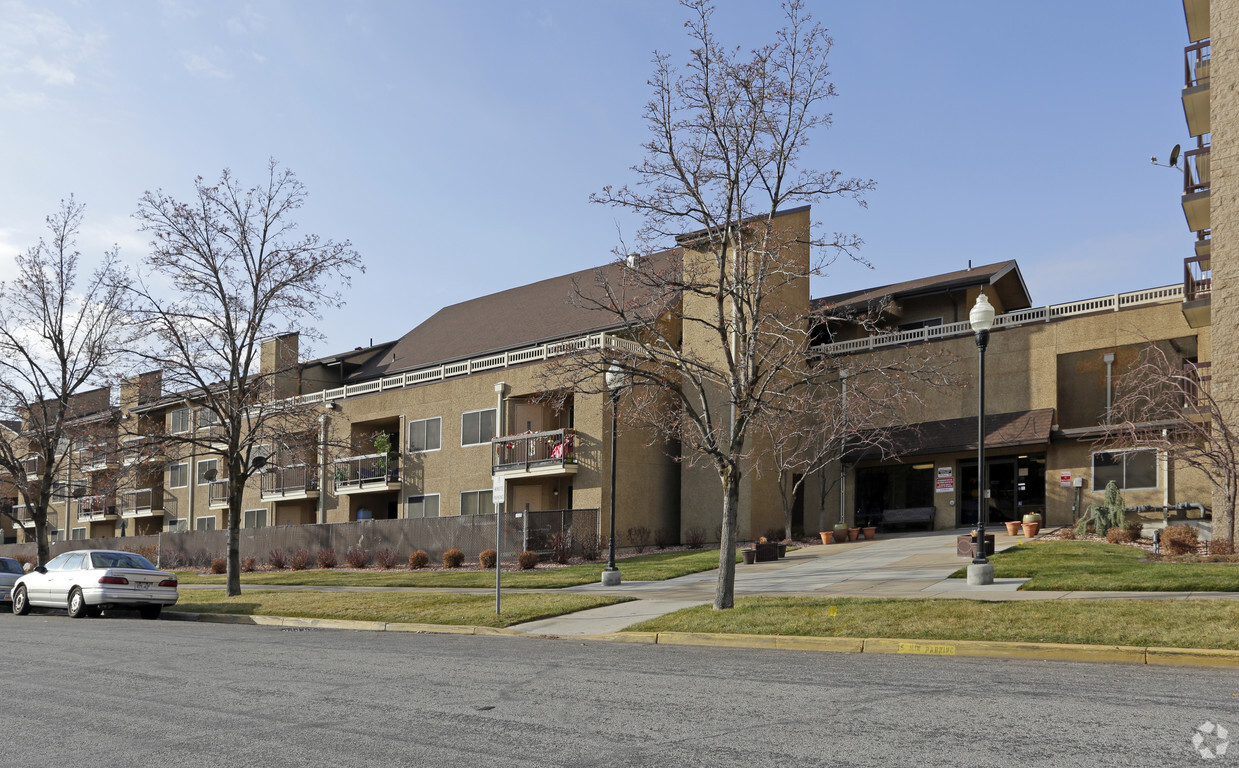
[408,417,442,453]
[460,489,494,516]
[168,462,189,489]
[243,508,267,529]
[70,527,87,540]
[461,408,497,447]
[196,458,219,486]
[1091,449,1159,491]
[169,407,191,434]
[195,516,217,531]
[406,494,440,519]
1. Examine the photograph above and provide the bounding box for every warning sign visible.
[1059,471,1072,487]
[935,477,954,493]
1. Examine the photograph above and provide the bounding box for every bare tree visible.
[0,198,130,565]
[130,160,363,595]
[1105,342,1236,544]
[551,1,875,609]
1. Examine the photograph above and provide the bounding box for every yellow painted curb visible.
[578,632,658,644]
[863,637,1146,664]
[282,617,385,631]
[472,626,527,637]
[1146,647,1239,667]
[656,631,780,649]
[385,622,475,635]
[775,635,864,653]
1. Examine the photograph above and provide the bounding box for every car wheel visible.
[12,585,30,615]
[67,588,87,619]
[139,605,162,620]
[85,606,103,618]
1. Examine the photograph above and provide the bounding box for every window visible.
[408,417,442,452]
[169,463,189,489]
[165,517,184,532]
[169,407,191,434]
[243,509,267,528]
[460,489,494,515]
[196,408,220,428]
[195,516,217,531]
[1092,450,1158,491]
[897,317,943,332]
[461,409,496,446]
[70,527,86,540]
[407,494,440,519]
[196,459,219,486]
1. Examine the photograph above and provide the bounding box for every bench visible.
[876,507,936,530]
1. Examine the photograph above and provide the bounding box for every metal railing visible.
[1185,255,1212,301]
[261,465,320,497]
[1185,143,1211,195]
[1185,40,1211,87]
[75,495,112,520]
[120,488,176,517]
[1186,361,1212,407]
[333,453,399,491]
[492,429,578,473]
[77,446,109,472]
[208,479,230,507]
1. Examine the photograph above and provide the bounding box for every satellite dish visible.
[72,487,88,498]
[1170,144,1181,167]
[251,455,268,471]
[204,468,218,482]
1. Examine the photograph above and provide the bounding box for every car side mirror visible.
[34,566,47,574]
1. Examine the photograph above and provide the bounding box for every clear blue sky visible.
[0,0,1191,358]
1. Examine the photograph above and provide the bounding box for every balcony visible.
[1185,361,1212,408]
[332,453,400,495]
[1183,41,1211,137]
[75,494,116,522]
[15,506,56,529]
[120,488,176,518]
[1185,0,1209,44]
[1182,143,1210,234]
[1183,254,1212,328]
[120,435,158,466]
[77,445,110,472]
[19,456,40,477]
[208,479,230,509]
[492,429,579,478]
[261,465,320,501]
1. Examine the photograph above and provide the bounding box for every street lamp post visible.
[602,363,625,587]
[968,293,995,585]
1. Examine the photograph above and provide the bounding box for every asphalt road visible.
[1,609,1236,767]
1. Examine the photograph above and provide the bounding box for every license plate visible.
[135,582,151,591]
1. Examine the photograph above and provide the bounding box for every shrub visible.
[1211,539,1236,556]
[290,549,311,571]
[14,553,36,569]
[374,547,400,570]
[1161,525,1199,556]
[626,526,651,553]
[578,534,603,562]
[268,549,288,570]
[241,557,257,573]
[517,550,539,570]
[124,544,160,563]
[443,548,465,568]
[654,528,674,549]
[1105,526,1126,545]
[685,526,707,549]
[345,547,371,569]
[209,557,227,575]
[479,548,498,569]
[548,532,572,564]
[408,550,429,570]
[1126,522,1144,541]
[1058,527,1076,541]
[317,548,338,569]
[1076,480,1126,538]
[764,527,786,542]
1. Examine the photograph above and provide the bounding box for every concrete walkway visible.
[510,529,1239,636]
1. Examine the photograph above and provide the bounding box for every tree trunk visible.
[713,464,741,610]
[226,481,243,596]
[33,514,50,566]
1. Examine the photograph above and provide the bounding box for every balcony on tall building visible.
[1182,143,1210,234]
[1185,361,1213,409]
[208,479,230,509]
[75,494,116,523]
[1183,253,1212,328]
[16,506,56,531]
[492,429,579,478]
[120,488,175,519]
[261,465,320,501]
[332,453,400,495]
[1183,40,1211,137]
[77,444,111,473]
[1184,0,1210,45]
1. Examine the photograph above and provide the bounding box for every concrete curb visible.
[162,612,1239,668]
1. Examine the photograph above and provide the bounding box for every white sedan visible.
[11,549,178,620]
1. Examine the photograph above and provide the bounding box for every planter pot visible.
[1005,521,1022,536]
[957,534,995,557]
[833,525,850,543]
[847,527,860,542]
[777,543,787,558]
[1022,512,1042,524]
[1022,522,1041,538]
[741,549,757,565]
[819,531,833,545]
[862,526,876,540]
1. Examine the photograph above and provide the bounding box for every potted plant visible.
[847,526,860,541]
[1004,520,1022,536]
[1021,511,1042,538]
[819,530,834,545]
[833,522,850,544]
[861,524,876,540]
[373,433,393,479]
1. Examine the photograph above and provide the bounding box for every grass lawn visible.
[627,596,1239,650]
[948,541,1239,592]
[174,590,630,628]
[174,548,734,589]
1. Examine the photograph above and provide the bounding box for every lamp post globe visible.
[602,363,626,586]
[968,293,995,584]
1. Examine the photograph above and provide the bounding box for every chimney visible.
[120,371,162,413]
[261,332,300,400]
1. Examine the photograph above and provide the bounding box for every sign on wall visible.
[935,477,954,493]
[1059,471,1072,487]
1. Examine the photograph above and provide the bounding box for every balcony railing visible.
[19,457,39,476]
[1184,143,1210,195]
[1185,255,1212,301]
[208,479,230,508]
[75,494,114,521]
[333,453,399,492]
[77,446,110,472]
[1185,40,1211,87]
[492,429,577,473]
[120,488,176,517]
[120,435,158,465]
[261,465,320,498]
[15,507,56,528]
[1186,362,1212,407]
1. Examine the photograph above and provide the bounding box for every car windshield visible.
[0,559,21,574]
[89,552,157,570]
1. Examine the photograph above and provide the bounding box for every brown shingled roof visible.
[814,260,1031,314]
[850,408,1055,460]
[346,250,681,381]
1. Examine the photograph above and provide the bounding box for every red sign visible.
[1059,471,1072,487]
[935,477,954,493]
